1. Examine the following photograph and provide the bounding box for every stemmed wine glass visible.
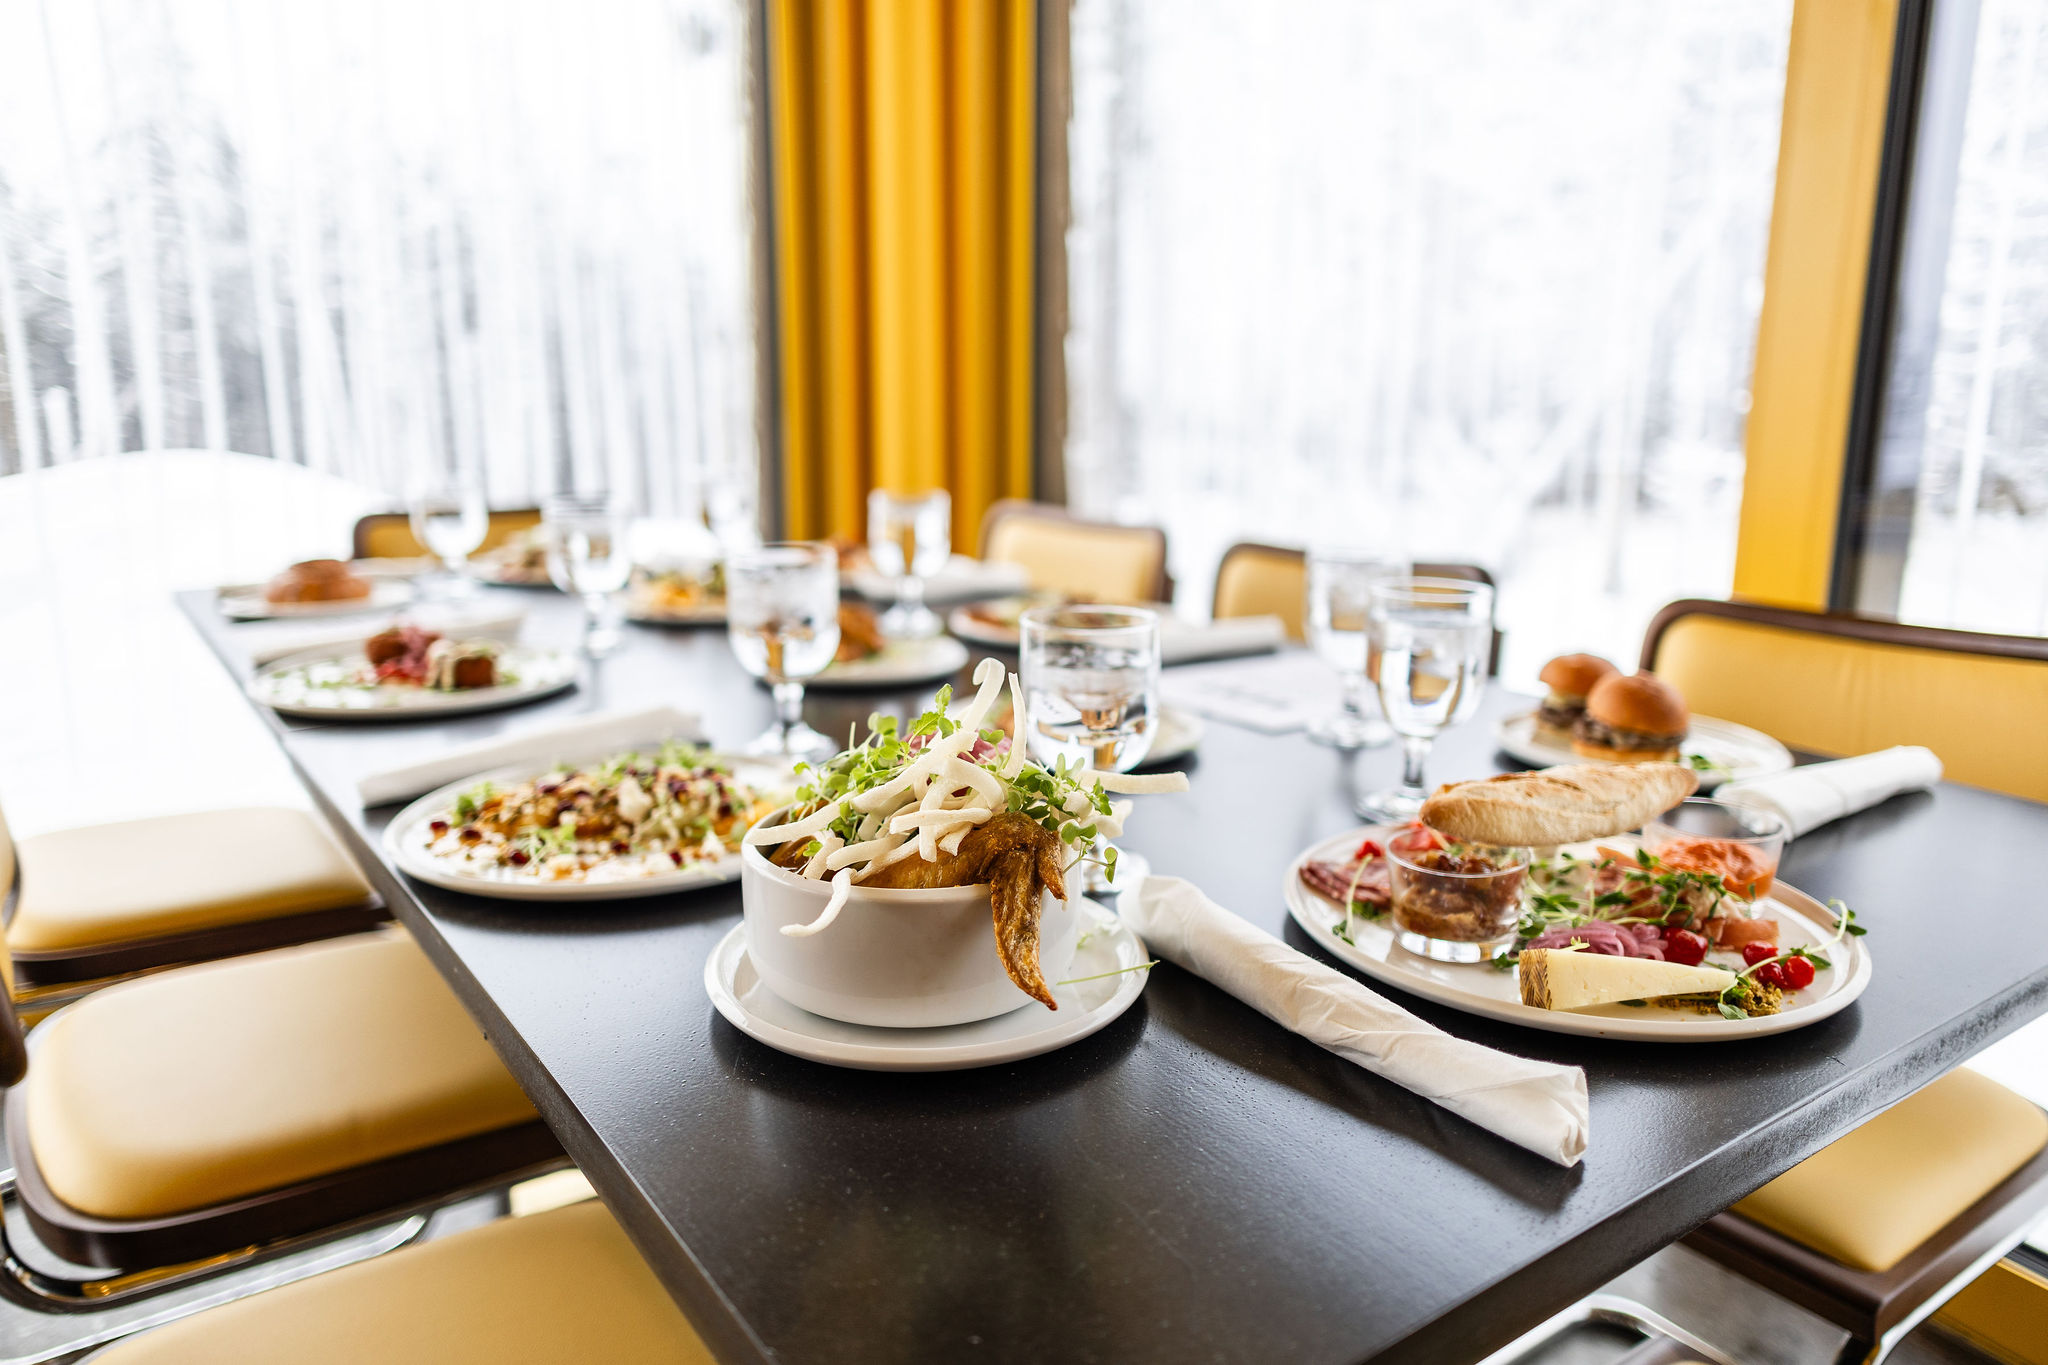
[726,543,841,759]
[1305,548,1404,748]
[543,492,632,656]
[408,469,488,598]
[867,488,950,639]
[1355,577,1495,822]
[1018,604,1160,897]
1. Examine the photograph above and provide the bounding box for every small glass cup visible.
[408,471,488,598]
[1305,549,1403,749]
[1387,828,1529,962]
[867,488,951,639]
[1019,604,1161,896]
[1642,797,1789,902]
[544,492,633,656]
[726,543,842,759]
[1356,577,1495,822]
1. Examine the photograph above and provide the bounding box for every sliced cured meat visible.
[1300,857,1391,909]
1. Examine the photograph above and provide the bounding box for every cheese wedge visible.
[1518,949,1735,1012]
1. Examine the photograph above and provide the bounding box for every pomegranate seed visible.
[669,850,683,866]
[507,849,530,866]
[1663,929,1708,967]
[429,820,449,836]
[1779,957,1816,991]
[611,841,630,854]
[1741,943,1779,967]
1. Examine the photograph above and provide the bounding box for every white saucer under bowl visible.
[703,907,1151,1071]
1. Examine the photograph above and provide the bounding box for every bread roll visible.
[1418,763,1699,847]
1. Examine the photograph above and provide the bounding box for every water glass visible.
[1305,549,1404,749]
[867,488,951,638]
[1018,604,1160,895]
[726,543,842,759]
[1356,577,1495,822]
[543,492,632,655]
[408,472,487,598]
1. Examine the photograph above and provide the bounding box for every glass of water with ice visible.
[866,488,951,639]
[1019,604,1161,895]
[543,492,633,656]
[1355,577,1495,822]
[726,543,842,759]
[408,470,488,598]
[1305,548,1405,749]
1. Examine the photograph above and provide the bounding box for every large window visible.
[1064,0,1793,681]
[0,0,757,516]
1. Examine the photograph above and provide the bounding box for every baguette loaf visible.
[1419,763,1698,847]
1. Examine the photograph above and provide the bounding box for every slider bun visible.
[1584,671,1689,736]
[1419,763,1699,846]
[1570,735,1683,764]
[1538,653,1619,699]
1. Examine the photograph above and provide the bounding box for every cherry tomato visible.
[1755,961,1787,989]
[1779,956,1816,991]
[1741,942,1780,967]
[1663,929,1709,966]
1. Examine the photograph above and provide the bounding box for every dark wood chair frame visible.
[9,896,390,990]
[978,499,1174,603]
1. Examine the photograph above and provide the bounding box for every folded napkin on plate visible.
[1717,746,1942,838]
[1160,614,1287,667]
[245,608,527,666]
[1125,877,1590,1166]
[356,704,701,807]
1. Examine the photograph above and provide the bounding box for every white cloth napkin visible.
[846,556,1031,606]
[1160,614,1287,666]
[356,704,702,807]
[1124,877,1591,1166]
[1716,746,1943,838]
[1162,651,1337,733]
[245,608,527,666]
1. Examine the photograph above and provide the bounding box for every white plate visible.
[382,754,792,902]
[1283,827,1872,1041]
[703,906,1150,1070]
[251,646,577,719]
[810,635,971,689]
[845,556,1031,607]
[1494,709,1794,788]
[220,579,413,620]
[1141,706,1204,767]
[945,599,1032,649]
[624,597,726,626]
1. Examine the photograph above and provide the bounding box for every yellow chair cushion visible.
[984,515,1164,602]
[357,508,542,560]
[9,807,372,954]
[94,1198,711,1365]
[26,931,537,1220]
[1653,614,2048,802]
[1732,1069,2048,1273]
[1213,545,1307,640]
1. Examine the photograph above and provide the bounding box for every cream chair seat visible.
[7,929,558,1270]
[90,1198,711,1365]
[5,804,383,992]
[979,500,1170,602]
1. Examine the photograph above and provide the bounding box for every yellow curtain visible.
[767,0,1037,549]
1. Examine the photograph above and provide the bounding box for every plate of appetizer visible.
[945,593,1064,650]
[625,563,726,625]
[250,626,576,719]
[382,742,789,901]
[1496,654,1793,787]
[810,602,970,688]
[722,659,1184,1065]
[471,529,557,588]
[1283,766,1871,1040]
[220,559,414,620]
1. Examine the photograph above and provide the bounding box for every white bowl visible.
[738,826,1079,1029]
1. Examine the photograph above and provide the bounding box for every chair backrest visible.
[1642,599,2048,802]
[979,500,1170,603]
[352,508,544,560]
[0,803,28,1086]
[1210,544,1502,672]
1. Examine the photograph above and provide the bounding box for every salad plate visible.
[1494,709,1793,788]
[1283,826,1871,1041]
[251,644,576,719]
[383,746,791,901]
[809,635,969,689]
[704,907,1150,1071]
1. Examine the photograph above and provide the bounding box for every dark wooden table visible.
[181,588,2048,1365]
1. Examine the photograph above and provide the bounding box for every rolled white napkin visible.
[1125,877,1591,1166]
[1716,746,1943,838]
[356,704,702,807]
[1160,614,1287,666]
[245,608,527,666]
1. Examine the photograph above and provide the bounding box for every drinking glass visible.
[726,543,842,759]
[1018,604,1160,896]
[1387,829,1529,963]
[408,472,487,598]
[1305,549,1405,749]
[1355,577,1495,822]
[867,488,951,638]
[543,492,632,656]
